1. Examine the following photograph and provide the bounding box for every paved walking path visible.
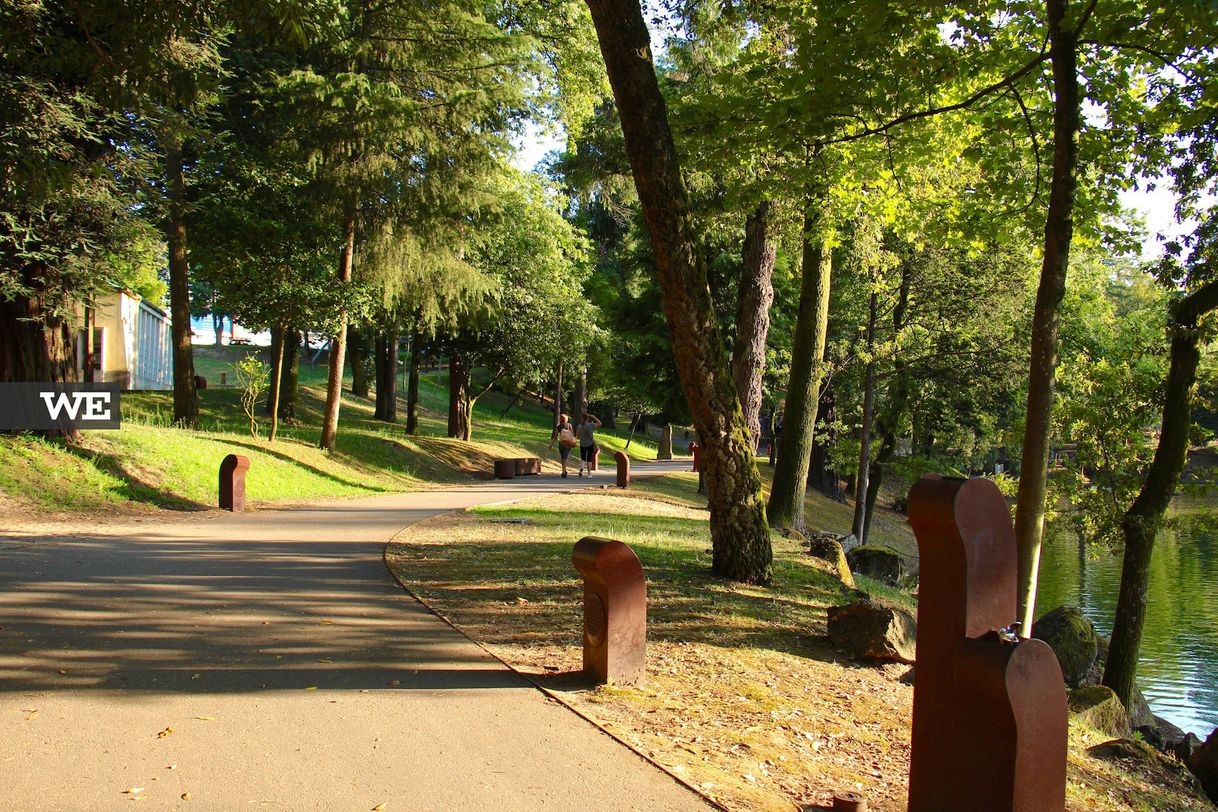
[0,462,706,811]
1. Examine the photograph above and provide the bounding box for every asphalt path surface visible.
[0,461,707,811]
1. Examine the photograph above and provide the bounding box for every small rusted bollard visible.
[493,459,516,479]
[571,537,646,685]
[614,451,630,488]
[589,446,599,471]
[833,792,867,812]
[219,454,250,512]
[194,375,207,390]
[220,372,227,386]
[689,441,701,472]
[906,475,1067,812]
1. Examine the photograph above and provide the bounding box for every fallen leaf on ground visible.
[157,727,172,738]
[372,804,386,811]
[181,793,190,801]
[388,680,401,686]
[122,787,145,795]
[193,716,217,721]
[23,709,38,720]
[305,686,318,691]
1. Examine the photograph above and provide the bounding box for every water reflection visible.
[1037,510,1218,736]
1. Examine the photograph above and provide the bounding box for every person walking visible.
[576,412,602,477]
[549,413,577,478]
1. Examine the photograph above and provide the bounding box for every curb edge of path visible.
[381,492,726,812]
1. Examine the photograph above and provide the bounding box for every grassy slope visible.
[0,347,658,515]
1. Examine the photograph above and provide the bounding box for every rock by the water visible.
[1136,723,1166,752]
[1177,732,1204,764]
[805,536,856,589]
[1151,715,1186,752]
[845,547,906,586]
[1189,727,1218,804]
[1087,737,1160,764]
[1129,688,1155,730]
[1033,605,1098,688]
[1069,685,1131,738]
[827,599,916,664]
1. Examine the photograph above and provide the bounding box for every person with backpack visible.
[576,412,602,477]
[549,413,578,478]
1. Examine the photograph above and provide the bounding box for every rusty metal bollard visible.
[571,537,646,685]
[589,446,600,471]
[614,451,629,488]
[906,475,1067,812]
[219,454,250,512]
[833,792,867,812]
[689,441,701,472]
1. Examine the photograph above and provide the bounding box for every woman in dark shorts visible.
[549,412,577,478]
[576,412,602,477]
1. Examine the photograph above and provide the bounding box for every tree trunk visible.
[268,322,286,443]
[213,313,224,349]
[574,366,587,420]
[165,136,198,428]
[585,0,772,582]
[406,330,421,435]
[1103,281,1218,708]
[83,298,95,383]
[732,200,777,446]
[348,327,370,399]
[808,384,835,497]
[625,412,640,450]
[264,325,283,415]
[375,327,398,422]
[553,362,564,425]
[318,204,357,452]
[448,352,469,439]
[1014,0,1081,633]
[852,290,880,541]
[863,431,896,544]
[0,289,76,384]
[278,329,300,421]
[767,202,833,531]
[657,423,673,460]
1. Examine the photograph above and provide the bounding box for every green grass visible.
[1,348,661,515]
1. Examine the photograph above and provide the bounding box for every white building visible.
[76,290,173,390]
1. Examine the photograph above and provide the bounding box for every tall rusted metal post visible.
[906,475,1067,812]
[571,537,647,685]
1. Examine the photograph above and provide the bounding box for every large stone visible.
[845,547,905,586]
[1033,605,1098,688]
[1177,732,1204,764]
[1068,685,1131,738]
[806,536,856,589]
[1189,727,1218,804]
[809,531,861,555]
[826,599,916,664]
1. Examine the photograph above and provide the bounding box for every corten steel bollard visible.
[906,475,1067,812]
[833,792,867,812]
[571,537,646,685]
[589,447,599,471]
[513,457,540,476]
[219,454,250,512]
[614,451,630,488]
[689,441,701,472]
[493,459,516,479]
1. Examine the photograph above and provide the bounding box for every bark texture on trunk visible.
[278,329,300,421]
[851,290,879,541]
[732,200,777,446]
[165,137,198,428]
[448,352,469,439]
[1015,0,1081,633]
[574,366,587,421]
[268,323,285,442]
[213,313,224,349]
[318,205,357,452]
[348,327,370,399]
[657,424,673,460]
[405,330,421,435]
[374,328,398,422]
[553,362,564,426]
[264,325,283,415]
[1103,281,1218,708]
[585,0,772,582]
[768,204,832,531]
[0,290,76,383]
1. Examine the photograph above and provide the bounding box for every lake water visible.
[1036,509,1218,737]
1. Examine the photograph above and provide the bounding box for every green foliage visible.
[235,354,270,437]
[1050,256,1171,545]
